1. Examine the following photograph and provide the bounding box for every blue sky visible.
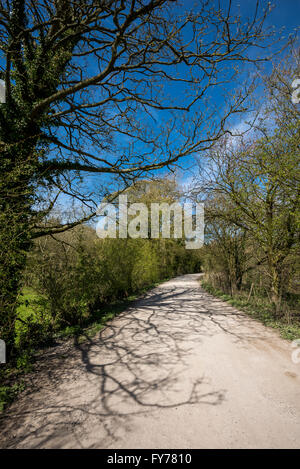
[261,0,300,31]
[47,0,299,218]
[174,0,300,185]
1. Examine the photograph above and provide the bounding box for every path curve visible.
[1,274,300,448]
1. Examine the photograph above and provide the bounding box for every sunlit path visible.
[1,274,299,449]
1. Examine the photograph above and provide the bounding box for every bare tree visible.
[0,0,271,351]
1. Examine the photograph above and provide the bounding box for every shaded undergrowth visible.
[201,280,300,341]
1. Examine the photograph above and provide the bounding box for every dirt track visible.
[0,274,299,449]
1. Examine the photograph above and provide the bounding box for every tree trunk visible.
[268,256,282,315]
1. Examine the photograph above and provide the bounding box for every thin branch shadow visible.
[0,274,265,448]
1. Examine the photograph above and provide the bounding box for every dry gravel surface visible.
[0,274,299,449]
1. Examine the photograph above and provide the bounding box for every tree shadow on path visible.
[0,274,266,448]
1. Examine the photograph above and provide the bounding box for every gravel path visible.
[0,274,299,449]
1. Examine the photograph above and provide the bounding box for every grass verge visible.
[201,280,300,341]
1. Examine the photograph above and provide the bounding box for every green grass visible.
[16,288,51,343]
[201,280,300,341]
[0,383,25,412]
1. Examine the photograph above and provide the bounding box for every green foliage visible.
[28,232,200,327]
[199,59,300,317]
[0,383,25,412]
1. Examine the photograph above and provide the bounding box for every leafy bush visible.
[0,383,25,412]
